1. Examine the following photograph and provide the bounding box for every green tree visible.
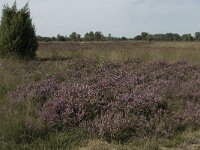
[0,2,38,59]
[69,32,81,41]
[84,31,95,41]
[94,31,104,41]
[147,34,153,42]
[181,34,194,41]
[134,35,142,40]
[108,33,112,41]
[195,32,200,41]
[121,37,127,41]
[57,34,66,41]
[141,32,149,41]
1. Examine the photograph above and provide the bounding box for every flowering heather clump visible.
[11,59,200,141]
[178,78,200,101]
[11,76,61,113]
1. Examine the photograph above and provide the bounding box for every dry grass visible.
[38,41,200,64]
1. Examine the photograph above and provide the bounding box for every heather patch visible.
[11,60,200,142]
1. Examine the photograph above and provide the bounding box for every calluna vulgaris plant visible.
[10,59,200,142]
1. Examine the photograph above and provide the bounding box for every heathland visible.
[0,41,200,150]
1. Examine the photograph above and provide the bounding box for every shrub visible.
[0,2,38,60]
[11,60,200,142]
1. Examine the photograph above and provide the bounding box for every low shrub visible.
[10,60,200,142]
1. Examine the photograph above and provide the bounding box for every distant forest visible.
[37,31,200,42]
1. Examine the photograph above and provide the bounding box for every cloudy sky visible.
[0,0,199,37]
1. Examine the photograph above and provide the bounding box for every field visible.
[38,41,200,64]
[0,41,200,150]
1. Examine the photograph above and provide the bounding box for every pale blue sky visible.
[0,0,199,37]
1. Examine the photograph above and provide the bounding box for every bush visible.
[11,60,200,142]
[0,2,38,60]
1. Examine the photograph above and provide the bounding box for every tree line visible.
[37,32,200,42]
[37,32,128,42]
[135,32,200,42]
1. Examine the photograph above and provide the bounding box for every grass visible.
[75,130,200,150]
[38,41,200,64]
[0,41,200,149]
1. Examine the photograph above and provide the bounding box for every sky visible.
[0,0,199,38]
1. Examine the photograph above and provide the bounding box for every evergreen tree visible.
[0,2,38,59]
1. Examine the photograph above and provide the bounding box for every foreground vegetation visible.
[0,41,200,150]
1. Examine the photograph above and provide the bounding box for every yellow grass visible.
[37,41,200,64]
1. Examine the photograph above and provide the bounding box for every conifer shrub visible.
[0,2,38,59]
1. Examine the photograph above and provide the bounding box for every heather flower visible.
[10,60,200,141]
